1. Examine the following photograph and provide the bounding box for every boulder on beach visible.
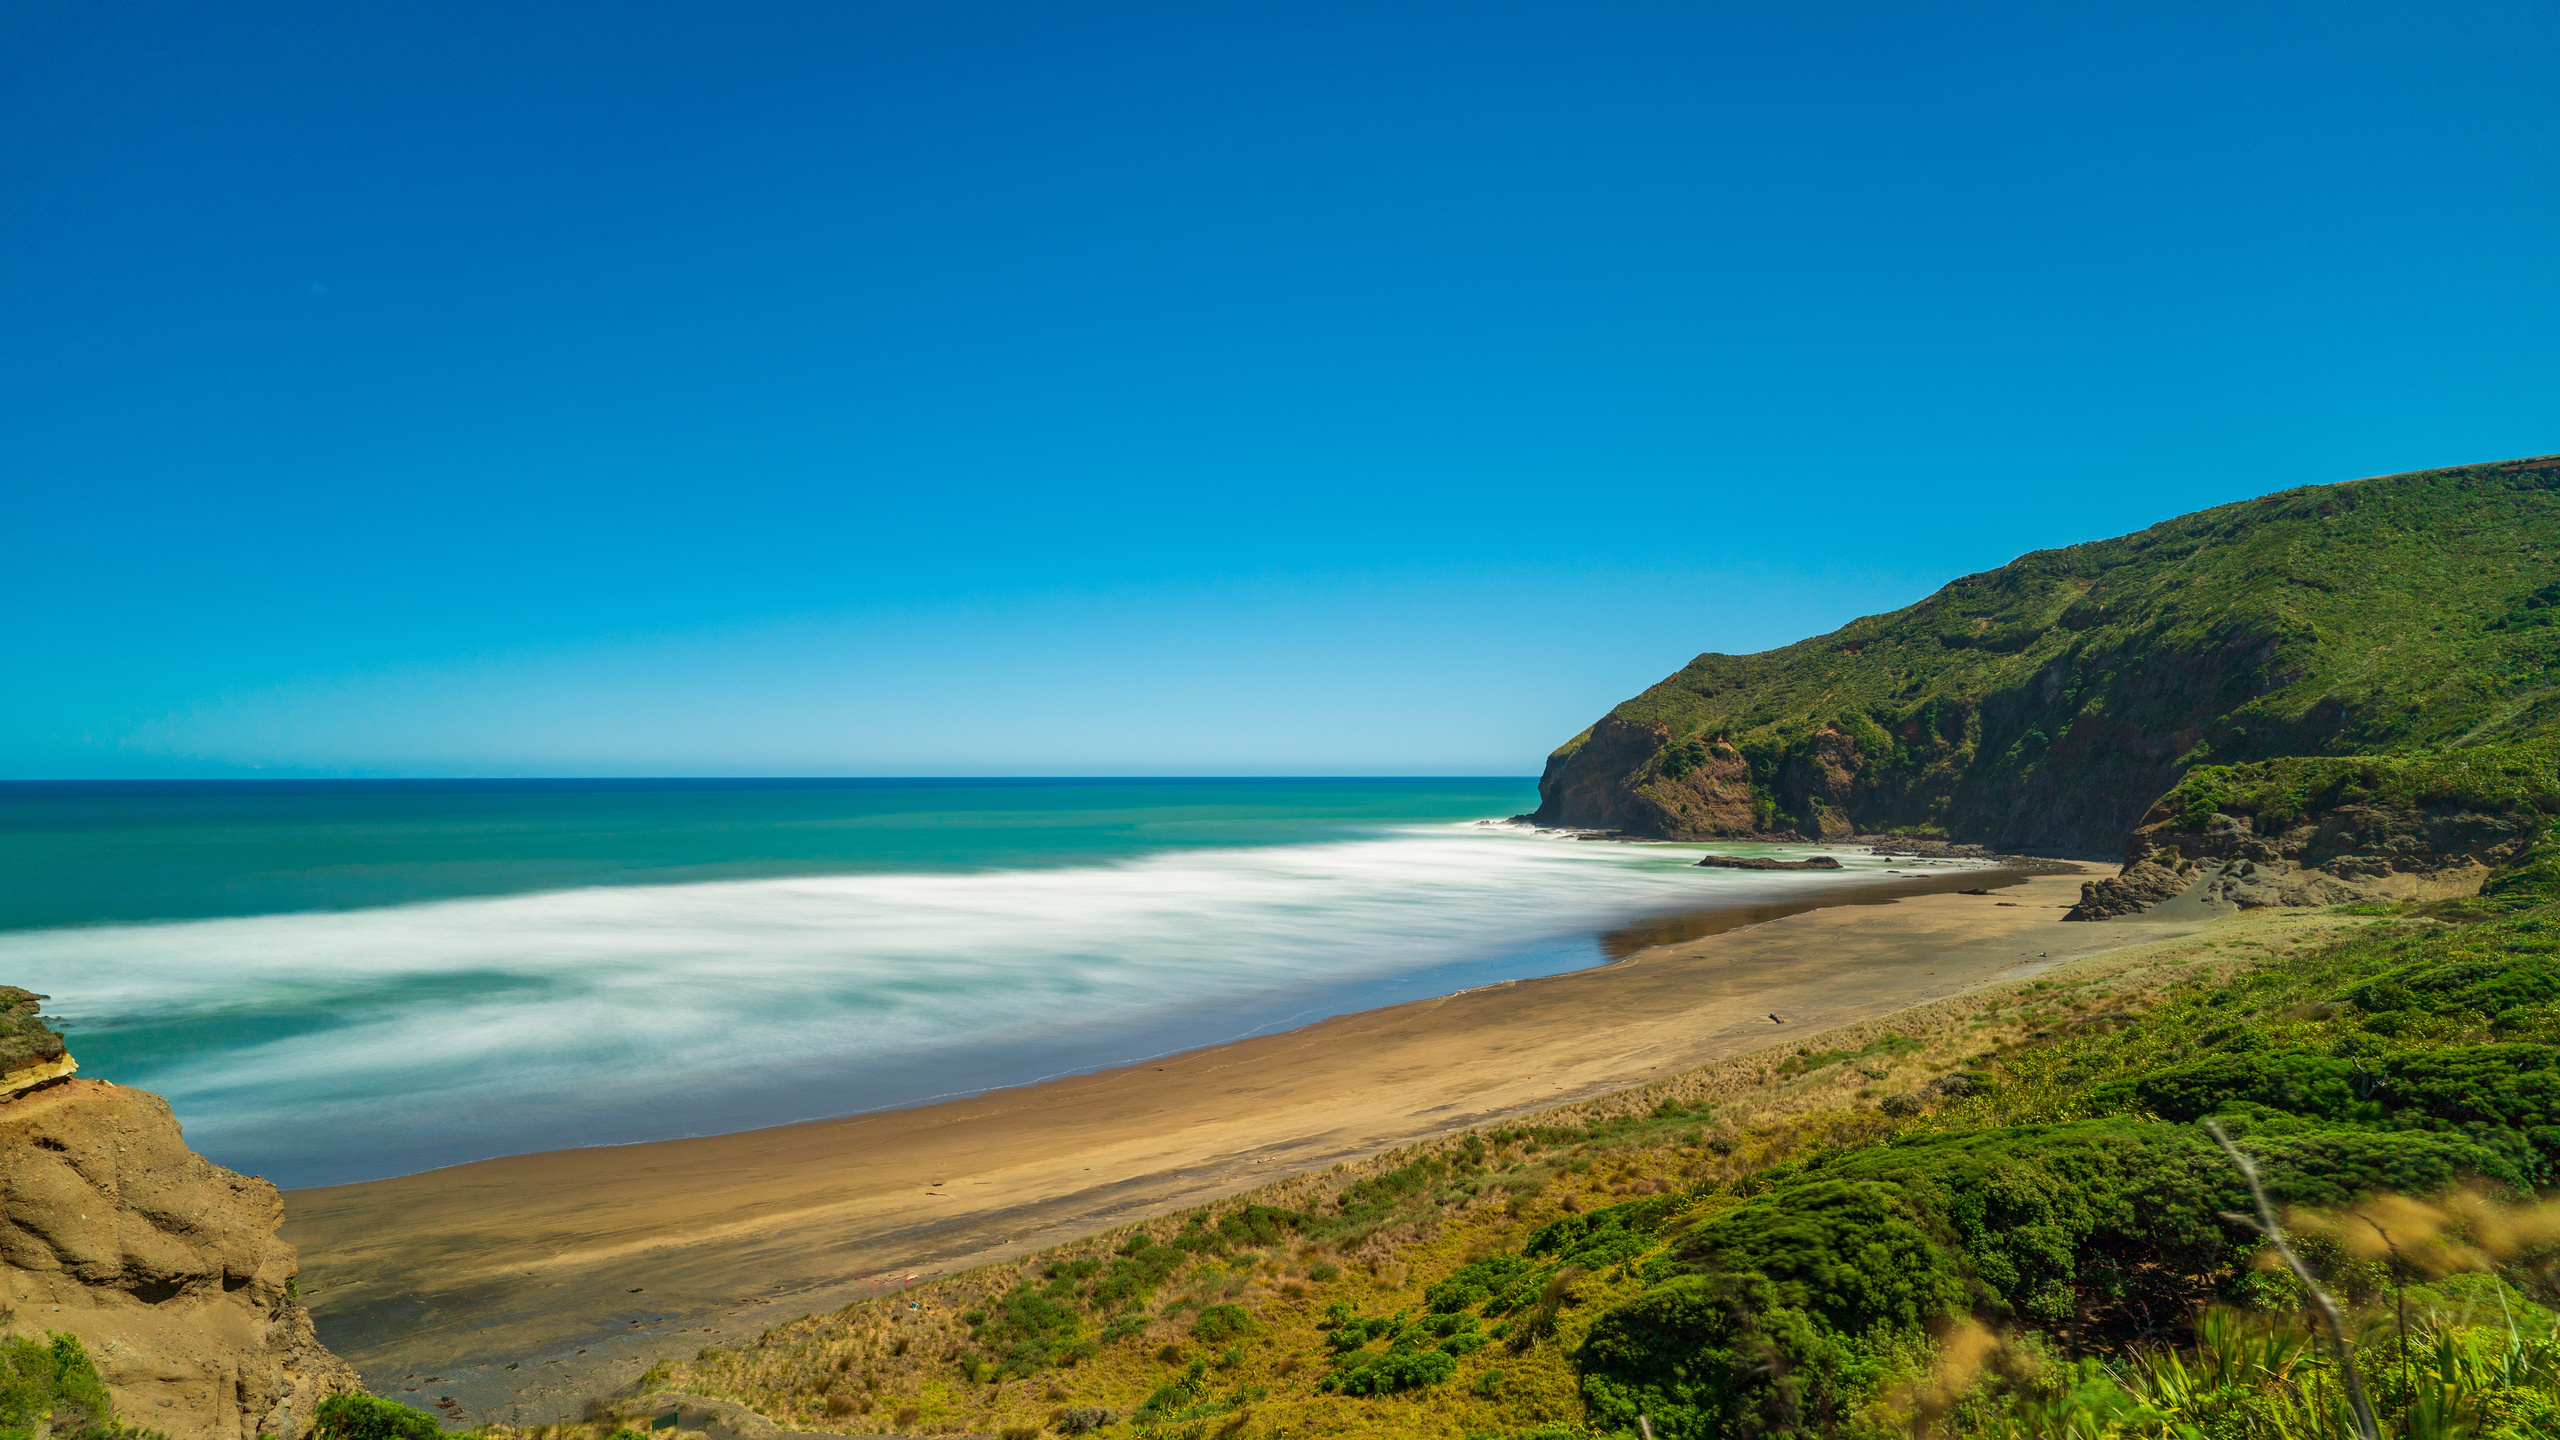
[1693,854,1844,871]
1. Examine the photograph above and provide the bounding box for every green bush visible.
[1091,1236,1189,1312]
[1578,1275,1892,1439]
[0,1333,116,1440]
[965,1283,1085,1375]
[1188,1303,1257,1345]
[1426,1253,1534,1313]
[311,1393,444,1440]
[1320,1346,1456,1396]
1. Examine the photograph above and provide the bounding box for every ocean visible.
[1,778,1902,1187]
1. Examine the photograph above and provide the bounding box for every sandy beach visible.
[283,863,2194,1423]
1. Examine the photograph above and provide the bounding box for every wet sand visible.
[283,864,2190,1423]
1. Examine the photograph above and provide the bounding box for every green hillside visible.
[1532,454,2560,854]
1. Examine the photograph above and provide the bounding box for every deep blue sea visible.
[0,778,1896,1187]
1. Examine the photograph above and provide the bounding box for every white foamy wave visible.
[11,828,1878,1183]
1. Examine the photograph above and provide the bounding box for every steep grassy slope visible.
[1533,455,2560,853]
[609,880,2560,1440]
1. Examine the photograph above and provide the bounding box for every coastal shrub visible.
[1041,1257,1101,1292]
[1215,1203,1312,1249]
[1524,1197,1678,1270]
[1656,737,1712,781]
[1427,1253,1534,1313]
[1135,1364,1205,1418]
[310,1394,444,1440]
[0,1334,115,1440]
[968,1283,1085,1374]
[1318,1304,1394,1352]
[1578,1273,1897,1438]
[1091,1236,1190,1311]
[1189,1303,1258,1345]
[1319,1346,1456,1396]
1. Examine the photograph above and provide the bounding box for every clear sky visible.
[6,2,2556,777]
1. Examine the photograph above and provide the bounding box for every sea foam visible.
[13,826,1878,1185]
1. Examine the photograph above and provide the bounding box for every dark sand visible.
[284,864,2195,1423]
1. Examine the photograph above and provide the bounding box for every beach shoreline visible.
[282,862,2175,1424]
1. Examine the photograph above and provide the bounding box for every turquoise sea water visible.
[2,778,1902,1187]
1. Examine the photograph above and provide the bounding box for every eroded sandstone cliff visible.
[1,999,359,1440]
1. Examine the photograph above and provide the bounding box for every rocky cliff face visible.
[1534,718,1767,835]
[1,1000,359,1440]
[2066,792,2544,920]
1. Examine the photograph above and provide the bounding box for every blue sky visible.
[6,1,2556,777]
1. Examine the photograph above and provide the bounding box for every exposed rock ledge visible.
[2066,801,2536,921]
[1,985,75,1100]
[1693,854,1845,871]
[1,998,360,1440]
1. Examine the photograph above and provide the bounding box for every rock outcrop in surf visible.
[1692,854,1844,871]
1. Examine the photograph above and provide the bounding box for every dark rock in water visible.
[1694,854,1843,871]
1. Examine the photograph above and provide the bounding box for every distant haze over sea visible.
[5,779,1893,1187]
